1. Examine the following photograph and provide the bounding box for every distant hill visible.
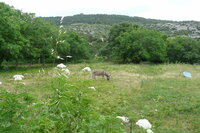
[43,14,200,38]
[43,14,171,26]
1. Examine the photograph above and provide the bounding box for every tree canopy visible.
[0,2,91,68]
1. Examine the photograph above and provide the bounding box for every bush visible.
[0,77,125,132]
[113,28,167,63]
[167,37,200,64]
[65,32,91,62]
[0,92,31,132]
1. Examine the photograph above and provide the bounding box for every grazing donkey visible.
[92,70,111,80]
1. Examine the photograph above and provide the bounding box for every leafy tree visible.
[0,2,93,68]
[65,31,91,62]
[104,22,140,59]
[106,22,167,63]
[54,29,71,62]
[111,27,167,63]
[0,2,29,67]
[24,17,58,66]
[167,36,200,64]
[108,22,139,46]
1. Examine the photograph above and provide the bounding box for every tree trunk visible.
[15,58,19,69]
[42,53,45,67]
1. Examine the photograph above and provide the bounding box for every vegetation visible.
[43,14,169,26]
[104,22,200,64]
[167,36,200,64]
[0,62,200,133]
[44,14,200,39]
[1,2,200,67]
[1,2,200,133]
[0,2,91,68]
[106,22,167,63]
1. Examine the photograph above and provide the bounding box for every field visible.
[0,62,200,133]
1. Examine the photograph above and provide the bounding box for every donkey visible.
[92,70,111,80]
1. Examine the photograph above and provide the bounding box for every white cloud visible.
[1,0,200,21]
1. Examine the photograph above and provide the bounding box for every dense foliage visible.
[167,37,200,64]
[0,77,125,132]
[105,22,200,64]
[116,29,167,63]
[106,22,167,63]
[0,2,91,68]
[64,31,91,61]
[1,2,200,67]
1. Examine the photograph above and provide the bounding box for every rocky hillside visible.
[44,14,200,38]
[65,23,111,39]
[145,21,200,38]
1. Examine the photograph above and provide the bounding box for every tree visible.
[167,36,200,64]
[24,17,58,66]
[0,2,29,67]
[108,22,139,46]
[110,26,167,63]
[0,2,91,68]
[105,22,139,59]
[65,32,90,62]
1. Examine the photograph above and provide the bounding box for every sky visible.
[1,0,200,21]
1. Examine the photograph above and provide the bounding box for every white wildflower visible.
[57,56,64,60]
[66,55,72,58]
[116,116,129,123]
[136,119,152,130]
[88,86,96,91]
[61,40,65,43]
[51,49,54,55]
[61,68,70,75]
[13,74,24,80]
[57,63,66,69]
[82,67,91,72]
[147,129,154,133]
[0,82,2,85]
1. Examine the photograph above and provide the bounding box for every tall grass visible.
[0,62,199,132]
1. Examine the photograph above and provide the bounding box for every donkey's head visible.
[106,73,111,80]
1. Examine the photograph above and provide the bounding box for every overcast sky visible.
[1,0,200,21]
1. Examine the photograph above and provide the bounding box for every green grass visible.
[0,62,200,133]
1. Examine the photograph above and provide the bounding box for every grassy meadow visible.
[0,62,200,133]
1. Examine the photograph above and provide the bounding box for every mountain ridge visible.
[43,14,200,38]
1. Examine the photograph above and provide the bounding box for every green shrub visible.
[0,77,125,132]
[114,28,167,63]
[0,92,31,132]
[167,36,200,64]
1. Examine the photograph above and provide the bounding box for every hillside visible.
[43,14,170,26]
[44,14,200,38]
